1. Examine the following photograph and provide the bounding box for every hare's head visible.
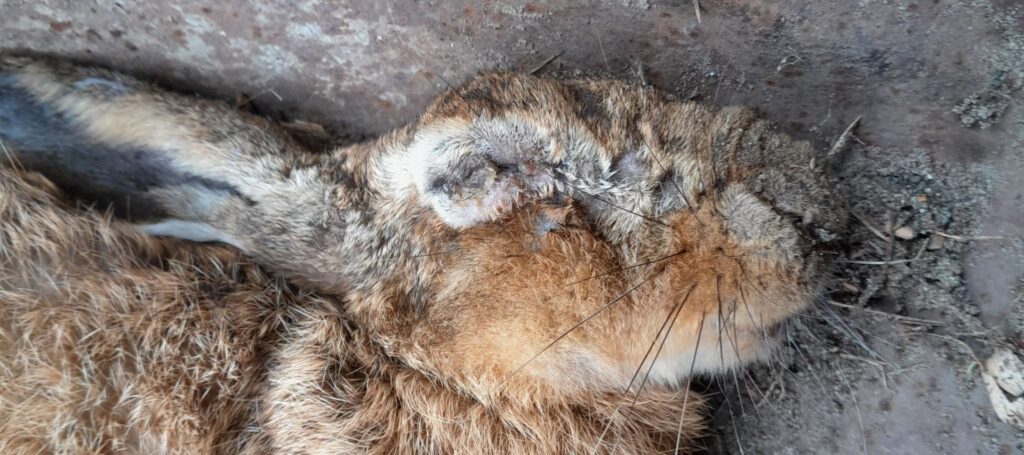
[357,73,844,402]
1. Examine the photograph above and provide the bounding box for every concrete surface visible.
[3,0,1024,453]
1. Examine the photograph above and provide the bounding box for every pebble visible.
[895,226,916,240]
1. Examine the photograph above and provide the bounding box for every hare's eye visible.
[532,210,563,235]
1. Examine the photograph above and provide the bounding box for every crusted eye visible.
[426,154,498,203]
[532,201,574,236]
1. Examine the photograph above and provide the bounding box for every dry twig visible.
[235,88,283,108]
[828,116,862,158]
[841,353,890,390]
[528,51,564,75]
[851,211,889,242]
[828,300,943,326]
[932,232,1005,242]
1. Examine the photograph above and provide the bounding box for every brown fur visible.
[0,57,844,453]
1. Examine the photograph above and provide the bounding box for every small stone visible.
[894,226,915,240]
[927,234,945,250]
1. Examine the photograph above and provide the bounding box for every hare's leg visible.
[0,57,355,289]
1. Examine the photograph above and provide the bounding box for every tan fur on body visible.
[0,57,844,453]
[0,168,703,453]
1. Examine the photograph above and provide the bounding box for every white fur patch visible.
[380,120,461,199]
[72,77,130,94]
[137,220,244,250]
[383,115,560,228]
[382,119,499,227]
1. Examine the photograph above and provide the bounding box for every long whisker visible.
[629,284,697,405]
[715,274,753,419]
[732,266,842,420]
[745,369,770,406]
[730,294,758,418]
[563,249,685,287]
[595,31,611,73]
[0,139,25,171]
[590,283,693,455]
[494,275,655,393]
[410,250,458,259]
[558,179,670,228]
[622,286,688,393]
[721,381,749,455]
[735,261,819,320]
[434,72,486,118]
[737,284,769,345]
[716,276,727,371]
[787,328,829,393]
[819,305,884,361]
[737,287,785,391]
[837,366,868,454]
[706,374,747,454]
[675,311,706,454]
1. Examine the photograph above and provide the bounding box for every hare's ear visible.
[0,59,238,225]
[389,115,567,228]
[0,57,354,289]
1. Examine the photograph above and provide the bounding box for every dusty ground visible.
[3,0,1024,453]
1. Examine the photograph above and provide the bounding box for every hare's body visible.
[0,169,698,453]
[0,57,843,453]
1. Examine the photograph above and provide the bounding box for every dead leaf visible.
[982,349,1024,429]
[987,350,1024,396]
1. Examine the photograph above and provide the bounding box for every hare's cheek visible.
[717,185,799,255]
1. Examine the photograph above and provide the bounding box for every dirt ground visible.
[2,0,1023,453]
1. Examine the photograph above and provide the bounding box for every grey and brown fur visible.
[0,56,844,453]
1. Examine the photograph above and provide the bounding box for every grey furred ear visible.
[0,57,356,291]
[0,69,240,222]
